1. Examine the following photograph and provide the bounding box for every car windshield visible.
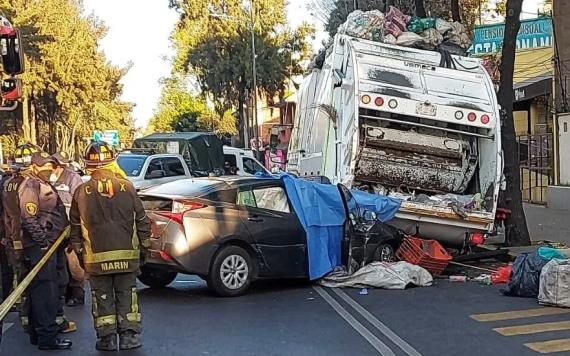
[143,179,228,198]
[117,155,147,177]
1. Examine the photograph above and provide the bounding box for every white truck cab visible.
[223,146,270,176]
[117,153,191,190]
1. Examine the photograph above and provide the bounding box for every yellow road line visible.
[471,307,570,322]
[525,339,570,354]
[494,320,570,336]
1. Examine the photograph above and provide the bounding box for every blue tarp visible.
[281,175,401,280]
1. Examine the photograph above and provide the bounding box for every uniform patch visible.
[25,202,38,216]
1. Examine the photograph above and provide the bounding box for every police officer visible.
[50,153,85,307]
[2,151,72,350]
[70,141,150,351]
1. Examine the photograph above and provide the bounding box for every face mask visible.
[37,169,54,182]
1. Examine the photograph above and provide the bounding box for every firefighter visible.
[50,152,85,307]
[70,141,150,351]
[2,150,72,350]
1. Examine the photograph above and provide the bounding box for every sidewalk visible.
[524,203,570,245]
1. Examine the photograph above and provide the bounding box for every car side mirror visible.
[363,210,377,222]
[147,170,165,179]
[1,29,25,76]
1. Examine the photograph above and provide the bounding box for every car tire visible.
[374,243,396,263]
[138,266,177,288]
[208,245,253,297]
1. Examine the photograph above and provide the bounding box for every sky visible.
[84,0,542,130]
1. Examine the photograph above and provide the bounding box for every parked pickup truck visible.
[117,147,269,190]
[287,33,503,247]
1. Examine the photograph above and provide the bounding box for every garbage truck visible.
[287,33,503,246]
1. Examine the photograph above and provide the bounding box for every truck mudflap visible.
[355,125,477,193]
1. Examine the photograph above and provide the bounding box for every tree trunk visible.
[237,90,246,148]
[21,95,31,142]
[29,97,37,144]
[451,0,461,22]
[414,0,426,17]
[497,0,530,247]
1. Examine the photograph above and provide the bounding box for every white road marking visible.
[332,288,423,356]
[2,323,13,334]
[313,286,395,356]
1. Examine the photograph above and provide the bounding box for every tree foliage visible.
[148,76,238,136]
[0,0,135,157]
[168,0,314,145]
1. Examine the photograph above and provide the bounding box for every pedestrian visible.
[70,141,151,351]
[50,152,85,307]
[2,149,72,350]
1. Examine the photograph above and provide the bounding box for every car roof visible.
[140,175,279,196]
[118,152,183,159]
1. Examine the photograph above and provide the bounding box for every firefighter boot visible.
[119,330,141,350]
[95,334,117,351]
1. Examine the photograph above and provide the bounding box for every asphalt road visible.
[524,204,570,245]
[2,274,567,356]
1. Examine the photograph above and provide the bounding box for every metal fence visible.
[517,134,554,204]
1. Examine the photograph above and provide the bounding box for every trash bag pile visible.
[337,7,471,53]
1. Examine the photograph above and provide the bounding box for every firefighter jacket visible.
[2,172,69,251]
[69,168,150,276]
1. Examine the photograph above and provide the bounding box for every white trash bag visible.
[538,259,570,308]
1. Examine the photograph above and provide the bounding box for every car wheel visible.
[374,243,396,263]
[138,266,177,288]
[208,245,252,297]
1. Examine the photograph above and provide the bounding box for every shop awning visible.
[513,47,553,102]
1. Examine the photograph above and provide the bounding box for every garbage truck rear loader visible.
[287,34,503,246]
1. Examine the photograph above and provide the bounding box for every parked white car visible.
[222,146,270,176]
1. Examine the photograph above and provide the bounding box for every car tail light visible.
[388,99,398,109]
[374,97,384,106]
[156,200,206,225]
[361,94,371,104]
[159,250,173,262]
[481,114,490,124]
[455,111,464,120]
[467,112,477,122]
[469,232,486,246]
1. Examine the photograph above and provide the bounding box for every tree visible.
[497,0,530,246]
[169,0,314,146]
[0,0,135,157]
[148,76,238,136]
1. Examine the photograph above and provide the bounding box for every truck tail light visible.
[481,115,490,124]
[361,94,371,104]
[374,97,384,106]
[388,99,398,109]
[469,232,486,246]
[467,112,477,122]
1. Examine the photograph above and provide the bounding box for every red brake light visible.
[481,115,490,124]
[469,232,485,246]
[374,97,384,106]
[361,95,371,104]
[156,212,185,225]
[467,112,477,122]
[159,250,173,262]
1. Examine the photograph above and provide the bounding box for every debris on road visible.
[396,237,452,276]
[359,288,369,295]
[319,262,433,289]
[539,259,570,308]
[502,251,550,298]
[449,275,467,283]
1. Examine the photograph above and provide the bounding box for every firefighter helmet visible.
[83,141,115,168]
[13,143,40,168]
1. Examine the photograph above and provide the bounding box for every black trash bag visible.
[502,252,549,298]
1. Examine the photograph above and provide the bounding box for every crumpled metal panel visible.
[355,126,477,193]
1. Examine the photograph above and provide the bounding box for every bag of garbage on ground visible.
[318,261,433,289]
[538,259,570,308]
[502,251,550,298]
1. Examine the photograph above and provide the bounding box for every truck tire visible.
[208,245,253,297]
[138,266,177,288]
